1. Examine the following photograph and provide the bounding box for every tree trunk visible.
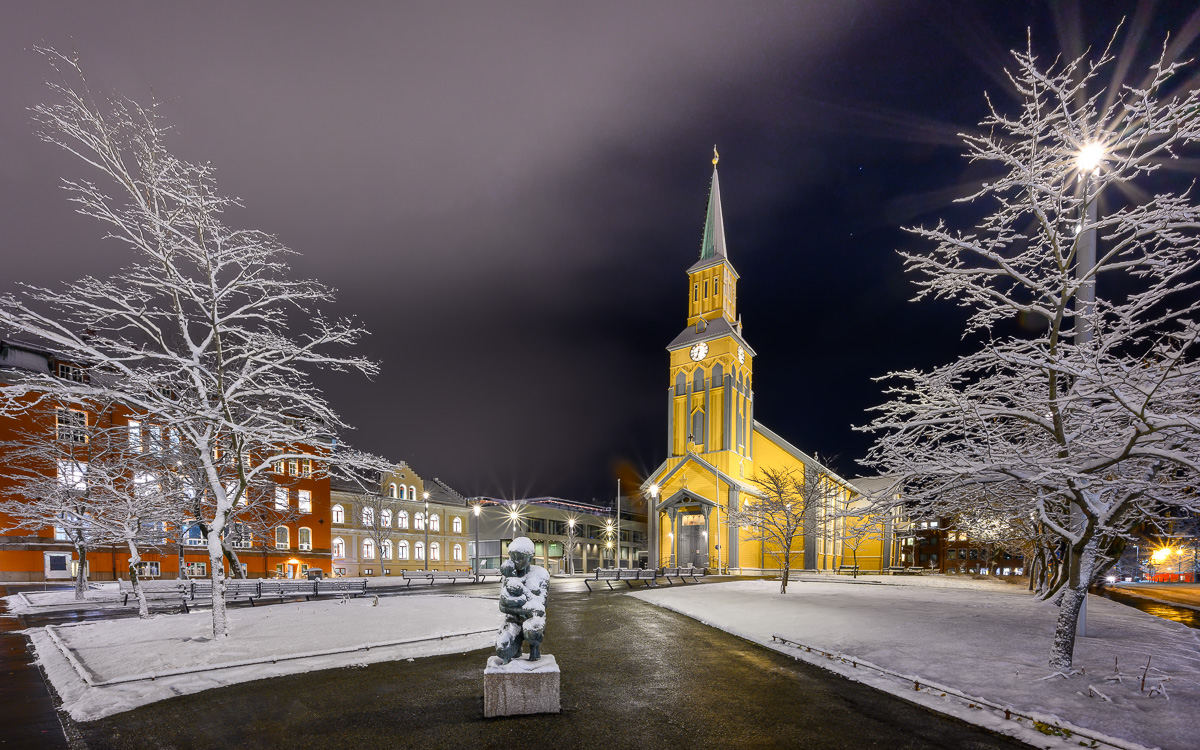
[177,541,187,580]
[852,548,859,579]
[224,544,244,578]
[207,530,229,638]
[780,544,790,594]
[126,537,149,619]
[73,544,88,600]
[1048,538,1100,669]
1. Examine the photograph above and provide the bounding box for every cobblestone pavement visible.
[71,579,1032,750]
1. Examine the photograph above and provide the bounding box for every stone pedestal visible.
[484,654,560,718]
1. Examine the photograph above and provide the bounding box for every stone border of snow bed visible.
[27,594,501,721]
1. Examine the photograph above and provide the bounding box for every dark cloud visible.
[2,1,1195,502]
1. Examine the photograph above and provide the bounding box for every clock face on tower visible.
[737,346,745,364]
[689,342,709,361]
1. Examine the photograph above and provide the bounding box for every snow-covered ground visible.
[30,594,501,721]
[631,579,1200,750]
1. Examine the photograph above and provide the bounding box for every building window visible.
[275,487,289,511]
[453,544,463,561]
[363,539,375,559]
[415,541,425,560]
[398,485,407,500]
[274,460,286,474]
[127,420,142,452]
[56,408,88,444]
[275,527,289,549]
[429,514,440,532]
[297,490,312,514]
[362,507,375,527]
[363,568,373,576]
[301,458,312,477]
[398,540,409,560]
[415,512,425,530]
[288,459,298,476]
[56,460,87,490]
[228,523,252,548]
[56,362,87,382]
[333,537,345,558]
[693,283,698,301]
[409,485,417,500]
[388,483,398,498]
[704,280,709,298]
[381,540,393,559]
[335,567,347,576]
[430,542,441,561]
[452,517,463,533]
[298,527,312,551]
[185,524,205,546]
[185,562,207,577]
[332,504,345,523]
[135,561,160,577]
[381,509,392,527]
[397,510,409,529]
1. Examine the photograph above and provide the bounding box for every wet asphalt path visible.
[0,585,70,750]
[73,580,1031,750]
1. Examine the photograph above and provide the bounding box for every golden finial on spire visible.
[712,145,719,167]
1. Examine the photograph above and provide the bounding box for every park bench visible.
[659,566,705,584]
[837,565,860,576]
[401,570,474,586]
[255,579,317,604]
[311,578,368,599]
[474,569,502,583]
[584,567,658,592]
[118,579,188,606]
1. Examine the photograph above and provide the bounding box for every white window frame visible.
[362,507,375,527]
[381,509,392,527]
[397,510,409,529]
[430,542,440,561]
[332,537,345,558]
[415,512,425,531]
[381,539,393,559]
[298,489,312,514]
[275,487,289,511]
[298,526,312,552]
[415,541,425,560]
[453,544,463,561]
[56,408,88,444]
[452,517,463,533]
[398,540,409,560]
[362,539,375,559]
[332,504,345,524]
[135,560,161,577]
[185,561,207,577]
[275,526,290,550]
[429,514,440,532]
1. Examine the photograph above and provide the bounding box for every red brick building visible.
[0,339,333,581]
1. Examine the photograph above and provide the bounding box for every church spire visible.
[699,146,728,262]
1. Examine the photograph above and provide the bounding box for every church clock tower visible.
[665,148,755,472]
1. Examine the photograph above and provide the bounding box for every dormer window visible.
[56,363,86,383]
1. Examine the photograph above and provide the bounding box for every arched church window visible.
[675,372,686,396]
[712,363,723,385]
[692,410,704,445]
[693,368,704,391]
[693,283,698,302]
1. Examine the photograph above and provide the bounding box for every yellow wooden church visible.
[642,152,892,575]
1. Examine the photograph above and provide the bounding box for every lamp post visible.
[648,483,659,570]
[422,491,430,571]
[566,518,576,575]
[472,501,481,575]
[605,519,614,568]
[1068,141,1105,637]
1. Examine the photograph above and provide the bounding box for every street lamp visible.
[605,520,614,568]
[566,518,576,575]
[422,491,430,571]
[472,501,481,575]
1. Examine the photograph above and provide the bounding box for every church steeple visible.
[699,147,727,263]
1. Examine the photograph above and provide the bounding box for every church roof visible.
[666,315,756,356]
[686,165,729,273]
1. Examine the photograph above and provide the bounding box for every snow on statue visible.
[495,537,548,664]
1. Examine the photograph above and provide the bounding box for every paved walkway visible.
[72,581,1031,749]
[0,585,70,750]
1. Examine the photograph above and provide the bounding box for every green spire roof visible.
[699,165,727,261]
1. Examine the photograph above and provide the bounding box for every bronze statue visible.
[495,536,548,663]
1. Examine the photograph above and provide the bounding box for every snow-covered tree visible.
[0,49,377,637]
[835,507,884,578]
[726,462,840,593]
[861,33,1200,668]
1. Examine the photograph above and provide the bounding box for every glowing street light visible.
[1076,142,1105,173]
[472,502,481,575]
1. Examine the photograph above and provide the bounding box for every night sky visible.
[2,2,1197,505]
